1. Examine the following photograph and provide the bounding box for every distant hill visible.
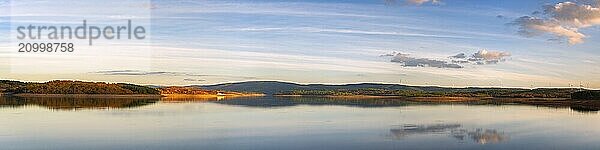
[198,81,305,95]
[195,81,504,94]
[197,81,503,94]
[1,80,585,98]
[198,81,425,94]
[198,81,580,98]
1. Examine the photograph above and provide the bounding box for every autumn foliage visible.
[159,86,220,95]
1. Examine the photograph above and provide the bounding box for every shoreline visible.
[161,93,266,98]
[4,93,266,98]
[275,95,571,101]
[275,95,405,99]
[276,95,492,100]
[274,95,599,111]
[11,94,163,98]
[4,94,598,111]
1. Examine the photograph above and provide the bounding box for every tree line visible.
[1,80,159,94]
[278,88,582,98]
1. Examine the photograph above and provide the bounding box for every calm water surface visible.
[1,96,599,150]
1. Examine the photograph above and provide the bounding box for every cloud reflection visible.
[390,123,509,144]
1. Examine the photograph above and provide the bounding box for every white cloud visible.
[472,50,511,60]
[384,0,441,6]
[512,1,600,44]
[390,53,463,68]
[449,50,511,65]
[549,1,600,27]
[386,50,511,68]
[512,16,586,44]
[405,0,441,5]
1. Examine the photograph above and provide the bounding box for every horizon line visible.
[3,79,598,90]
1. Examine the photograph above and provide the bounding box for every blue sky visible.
[1,0,599,88]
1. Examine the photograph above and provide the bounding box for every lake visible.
[1,96,599,150]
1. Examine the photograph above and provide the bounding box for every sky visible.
[0,0,599,88]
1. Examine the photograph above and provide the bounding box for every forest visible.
[0,80,159,95]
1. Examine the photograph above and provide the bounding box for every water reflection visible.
[160,96,217,102]
[3,95,598,116]
[213,96,415,107]
[213,97,600,115]
[390,123,509,144]
[0,95,418,110]
[466,129,508,144]
[1,96,599,150]
[0,96,158,110]
[570,106,600,113]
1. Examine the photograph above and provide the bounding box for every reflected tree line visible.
[1,95,597,113]
[210,96,598,113]
[212,96,427,107]
[0,96,159,110]
[1,96,419,110]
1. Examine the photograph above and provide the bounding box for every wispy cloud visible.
[158,1,387,18]
[151,46,399,74]
[92,70,257,80]
[0,1,7,7]
[183,78,206,82]
[384,0,442,6]
[93,70,176,76]
[221,27,472,39]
